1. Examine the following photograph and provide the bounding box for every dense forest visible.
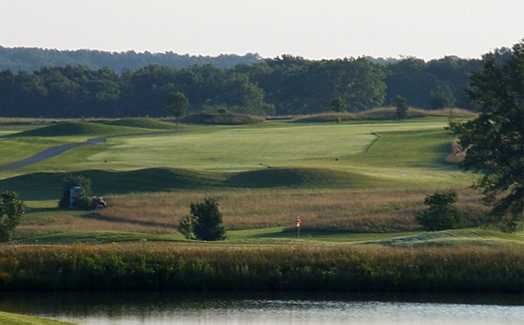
[0,46,261,71]
[0,46,511,117]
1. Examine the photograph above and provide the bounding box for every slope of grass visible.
[0,167,385,201]
[292,107,476,123]
[0,168,226,200]
[97,118,177,130]
[228,167,379,188]
[0,312,74,325]
[0,139,60,166]
[10,122,153,138]
[181,112,265,125]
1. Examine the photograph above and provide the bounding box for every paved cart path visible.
[0,138,105,172]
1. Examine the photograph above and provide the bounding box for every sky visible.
[0,0,523,60]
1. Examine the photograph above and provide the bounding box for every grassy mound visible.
[0,311,74,325]
[228,167,378,188]
[180,112,265,125]
[0,168,225,200]
[98,118,177,130]
[293,107,476,123]
[10,122,144,138]
[0,167,380,200]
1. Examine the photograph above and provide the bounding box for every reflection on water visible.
[0,292,523,325]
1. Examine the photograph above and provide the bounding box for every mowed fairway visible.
[0,116,522,248]
[6,118,471,187]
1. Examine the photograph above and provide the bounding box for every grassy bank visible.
[0,244,522,293]
[0,311,74,325]
[292,107,476,123]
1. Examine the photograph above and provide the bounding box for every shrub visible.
[58,175,92,210]
[416,191,462,231]
[0,191,24,242]
[177,215,195,240]
[179,198,226,241]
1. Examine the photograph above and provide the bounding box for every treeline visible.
[0,46,261,72]
[0,47,512,117]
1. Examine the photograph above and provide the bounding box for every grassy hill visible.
[180,112,265,125]
[97,118,177,130]
[10,121,156,138]
[0,311,74,325]
[292,107,476,123]
[0,167,384,200]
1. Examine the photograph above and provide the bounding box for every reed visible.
[0,243,522,293]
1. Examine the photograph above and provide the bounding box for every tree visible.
[430,84,456,109]
[165,87,189,122]
[451,40,524,230]
[58,175,92,210]
[329,96,347,113]
[178,198,226,241]
[416,191,462,231]
[0,191,24,242]
[394,95,409,119]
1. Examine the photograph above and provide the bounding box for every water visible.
[1,293,523,325]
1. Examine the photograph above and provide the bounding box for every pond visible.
[0,292,523,325]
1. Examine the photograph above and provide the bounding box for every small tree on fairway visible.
[394,95,409,119]
[416,191,462,231]
[179,198,226,241]
[58,175,92,210]
[165,87,189,123]
[0,191,24,242]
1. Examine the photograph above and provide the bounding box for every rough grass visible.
[180,112,265,125]
[292,107,476,123]
[12,188,486,237]
[0,311,74,325]
[96,188,486,232]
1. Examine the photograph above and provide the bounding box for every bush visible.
[178,198,226,241]
[0,191,24,242]
[58,175,92,210]
[416,191,462,231]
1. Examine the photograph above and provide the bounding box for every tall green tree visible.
[0,191,24,242]
[394,95,409,119]
[165,87,189,122]
[451,40,524,230]
[430,84,456,109]
[329,96,347,112]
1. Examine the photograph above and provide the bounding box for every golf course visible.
[0,109,521,245]
[0,109,523,299]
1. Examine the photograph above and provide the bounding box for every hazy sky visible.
[1,0,522,59]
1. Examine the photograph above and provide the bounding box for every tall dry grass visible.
[89,188,486,233]
[0,243,522,292]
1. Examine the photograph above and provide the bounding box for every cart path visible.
[0,137,105,172]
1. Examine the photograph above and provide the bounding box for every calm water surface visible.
[1,293,523,325]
